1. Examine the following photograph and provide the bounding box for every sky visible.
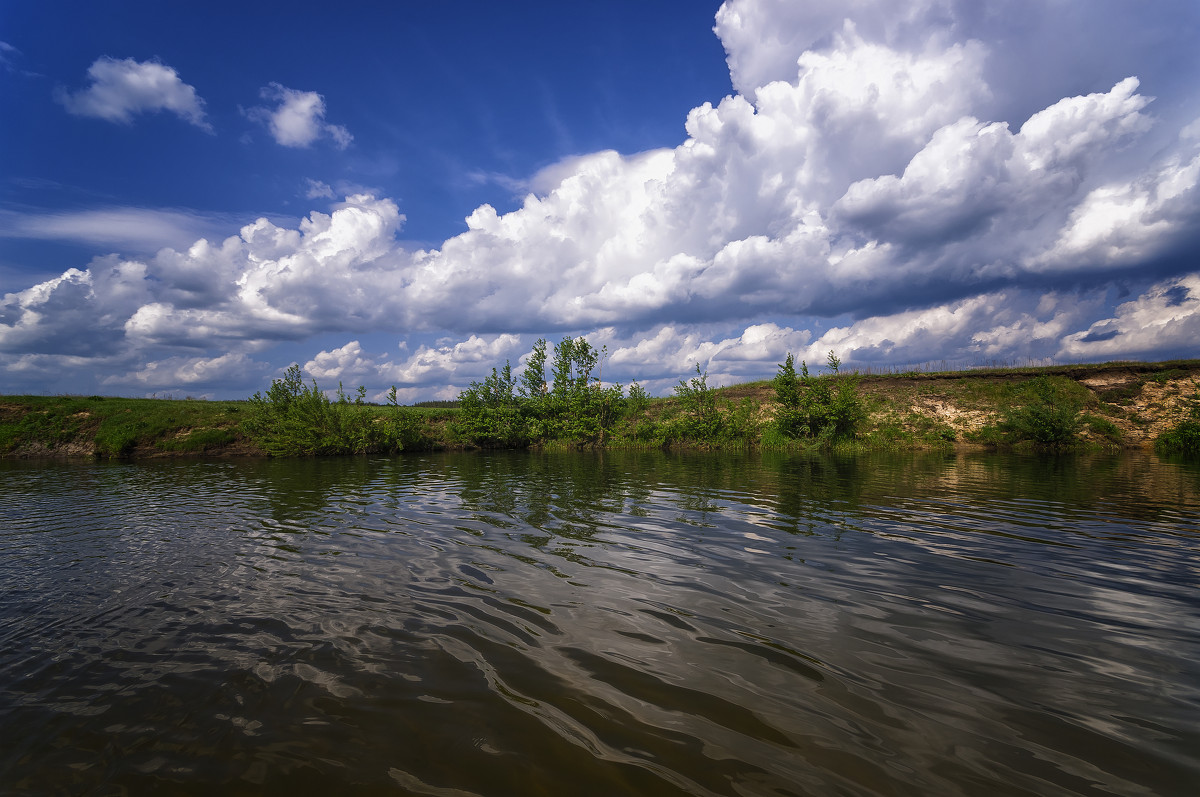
[2,0,1199,401]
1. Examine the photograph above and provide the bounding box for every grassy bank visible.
[2,358,1198,459]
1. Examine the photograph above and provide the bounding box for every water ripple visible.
[1,452,1198,794]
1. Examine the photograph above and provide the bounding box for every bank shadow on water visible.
[1,450,1198,795]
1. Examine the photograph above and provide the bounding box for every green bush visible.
[243,365,419,456]
[157,428,237,452]
[1003,376,1084,446]
[965,423,1006,447]
[94,425,139,457]
[773,351,865,442]
[455,336,629,447]
[1156,420,1200,457]
[454,362,529,448]
[671,364,721,440]
[1155,382,1200,458]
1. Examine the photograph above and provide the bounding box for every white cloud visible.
[1039,144,1200,271]
[802,291,1091,367]
[0,258,152,357]
[246,83,352,149]
[1058,275,1200,360]
[304,340,375,381]
[119,351,260,388]
[1,40,22,73]
[57,57,211,131]
[380,334,524,386]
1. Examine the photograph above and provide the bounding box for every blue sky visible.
[2,0,1199,400]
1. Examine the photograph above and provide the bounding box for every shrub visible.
[773,351,865,442]
[1155,382,1200,458]
[454,362,529,448]
[157,428,238,453]
[455,336,630,447]
[626,380,650,418]
[243,365,418,456]
[1003,376,1083,446]
[672,364,721,440]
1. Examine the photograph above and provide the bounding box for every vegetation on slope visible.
[1154,381,1200,458]
[1,351,1198,459]
[449,339,867,450]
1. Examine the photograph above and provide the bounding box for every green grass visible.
[0,395,246,457]
[2,359,1199,458]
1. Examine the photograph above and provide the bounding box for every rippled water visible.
[1,451,1199,795]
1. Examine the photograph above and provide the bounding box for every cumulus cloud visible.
[5,0,1200,397]
[304,340,375,381]
[118,351,260,388]
[0,258,154,357]
[380,334,524,386]
[246,83,352,149]
[57,57,211,130]
[1058,275,1200,361]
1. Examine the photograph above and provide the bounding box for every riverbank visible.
[2,359,1197,459]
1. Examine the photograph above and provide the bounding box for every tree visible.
[773,350,864,441]
[673,363,720,439]
[520,338,548,401]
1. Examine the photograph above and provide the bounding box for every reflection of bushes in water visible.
[226,447,1200,546]
[450,451,636,538]
[756,450,950,536]
[448,450,826,535]
[252,456,378,523]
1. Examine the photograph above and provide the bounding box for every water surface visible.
[1,451,1198,795]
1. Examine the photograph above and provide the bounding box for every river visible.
[1,451,1198,795]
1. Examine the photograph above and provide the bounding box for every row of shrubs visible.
[240,341,1199,458]
[241,340,868,454]
[450,338,867,449]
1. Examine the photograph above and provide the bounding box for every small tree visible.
[520,338,548,401]
[1003,376,1083,447]
[456,361,527,447]
[548,336,607,442]
[773,351,864,442]
[673,363,720,439]
[626,380,650,417]
[773,354,803,438]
